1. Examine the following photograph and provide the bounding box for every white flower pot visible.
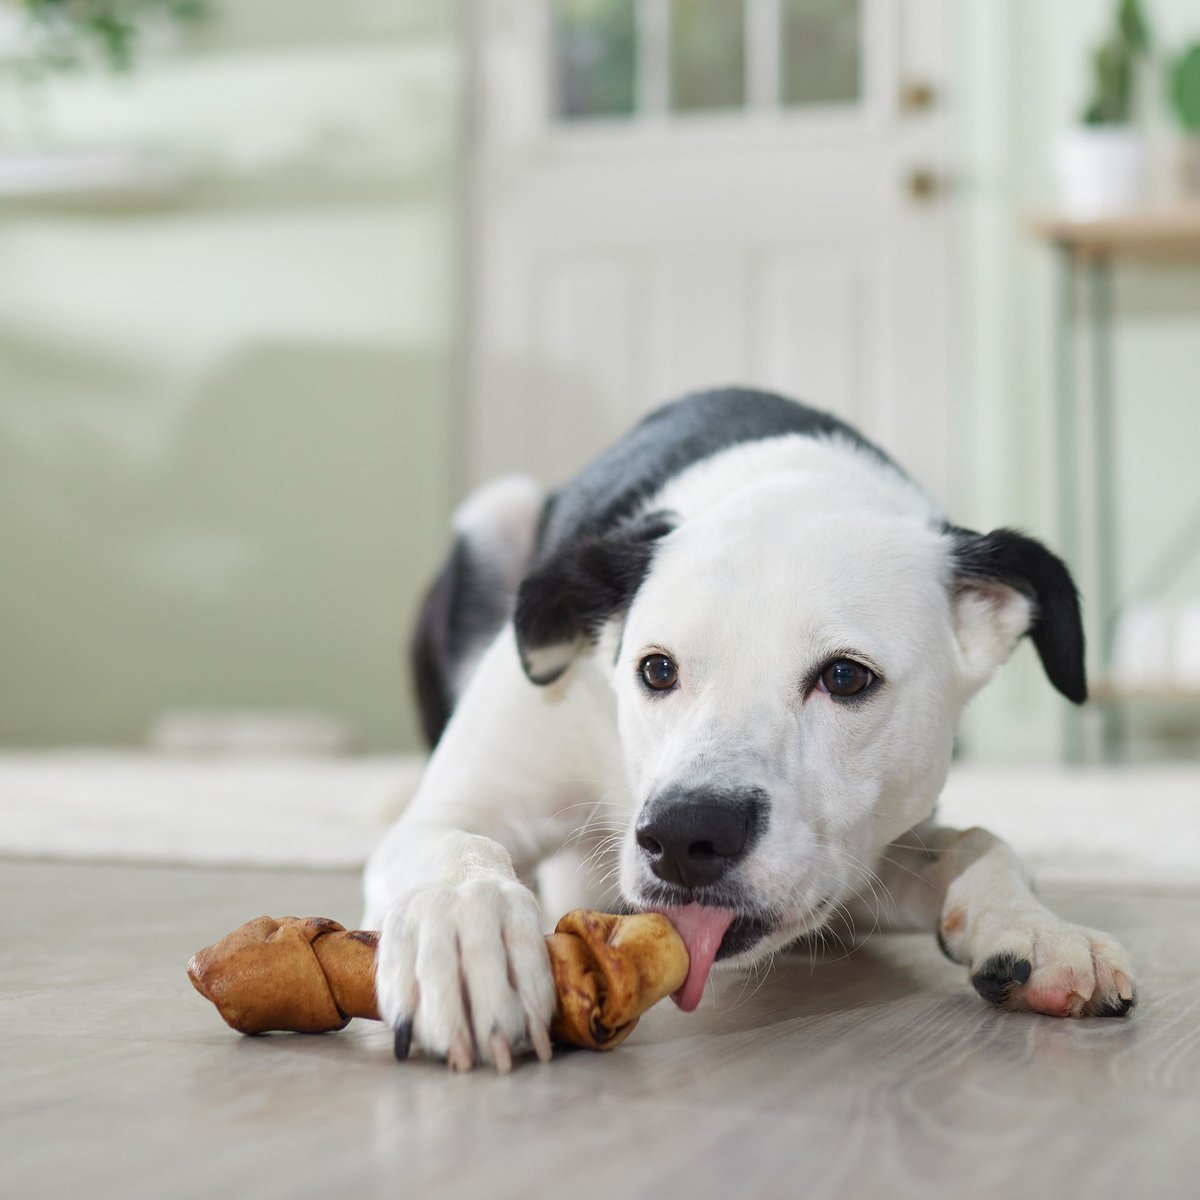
[1054,126,1149,219]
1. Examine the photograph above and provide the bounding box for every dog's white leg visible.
[858,823,1136,1018]
[365,625,615,1071]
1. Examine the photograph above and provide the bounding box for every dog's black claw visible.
[970,952,1032,1006]
[393,1021,413,1062]
[1094,990,1136,1018]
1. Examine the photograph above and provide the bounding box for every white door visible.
[466,0,956,504]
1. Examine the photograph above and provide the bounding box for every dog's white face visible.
[606,475,1028,994]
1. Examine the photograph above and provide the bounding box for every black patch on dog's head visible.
[946,525,1087,704]
[514,512,674,685]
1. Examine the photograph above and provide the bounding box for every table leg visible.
[1054,244,1086,763]
[1088,257,1124,761]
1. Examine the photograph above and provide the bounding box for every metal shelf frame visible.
[1035,206,1200,761]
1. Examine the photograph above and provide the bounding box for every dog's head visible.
[514,470,1083,1008]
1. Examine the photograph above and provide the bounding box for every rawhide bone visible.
[187,909,689,1054]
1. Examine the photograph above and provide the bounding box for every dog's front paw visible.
[941,905,1136,1019]
[376,878,556,1071]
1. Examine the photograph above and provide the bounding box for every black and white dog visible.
[365,388,1135,1072]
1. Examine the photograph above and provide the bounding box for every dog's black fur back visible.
[533,387,900,565]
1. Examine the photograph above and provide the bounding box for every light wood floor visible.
[3,859,1198,1200]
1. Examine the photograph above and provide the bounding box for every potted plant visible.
[1168,43,1200,193]
[0,1,208,196]
[1055,0,1152,219]
[15,0,209,75]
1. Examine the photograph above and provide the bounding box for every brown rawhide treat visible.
[187,910,688,1053]
[547,910,690,1049]
[187,916,380,1034]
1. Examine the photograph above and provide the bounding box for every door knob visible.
[906,167,944,202]
[900,79,937,112]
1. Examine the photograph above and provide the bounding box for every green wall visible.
[0,3,460,750]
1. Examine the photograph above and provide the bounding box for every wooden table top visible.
[1030,205,1200,261]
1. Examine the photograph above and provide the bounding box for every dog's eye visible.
[817,658,875,698]
[639,653,679,692]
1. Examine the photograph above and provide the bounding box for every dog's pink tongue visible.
[650,904,736,1013]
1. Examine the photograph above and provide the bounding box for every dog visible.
[365,387,1135,1072]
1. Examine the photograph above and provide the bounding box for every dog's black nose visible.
[635,790,766,890]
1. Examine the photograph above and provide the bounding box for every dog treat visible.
[187,909,689,1054]
[544,909,688,1049]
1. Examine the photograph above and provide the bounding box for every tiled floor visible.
[3,859,1198,1200]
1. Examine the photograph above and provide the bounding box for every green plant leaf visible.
[1170,44,1200,133]
[1118,0,1151,54]
[18,0,210,75]
[1086,35,1133,124]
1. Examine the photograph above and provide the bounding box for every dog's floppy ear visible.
[945,526,1086,704]
[514,513,674,685]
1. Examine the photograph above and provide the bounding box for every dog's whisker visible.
[587,862,625,893]
[875,853,938,892]
[577,847,622,878]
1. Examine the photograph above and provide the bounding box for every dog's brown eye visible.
[639,653,679,692]
[818,659,874,698]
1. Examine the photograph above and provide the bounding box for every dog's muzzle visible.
[634,787,767,890]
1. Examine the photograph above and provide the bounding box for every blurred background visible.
[2,0,1199,870]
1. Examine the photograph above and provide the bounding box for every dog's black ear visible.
[946,526,1087,704]
[514,513,674,685]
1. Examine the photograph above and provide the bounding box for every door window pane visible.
[781,0,861,107]
[553,0,637,119]
[669,0,746,113]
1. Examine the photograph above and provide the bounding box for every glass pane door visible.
[669,0,746,113]
[550,0,866,122]
[781,0,861,107]
[553,0,637,119]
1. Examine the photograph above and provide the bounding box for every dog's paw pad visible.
[970,952,1032,1006]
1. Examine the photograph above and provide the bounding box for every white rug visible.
[938,764,1200,891]
[1,752,1197,889]
[0,752,422,871]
